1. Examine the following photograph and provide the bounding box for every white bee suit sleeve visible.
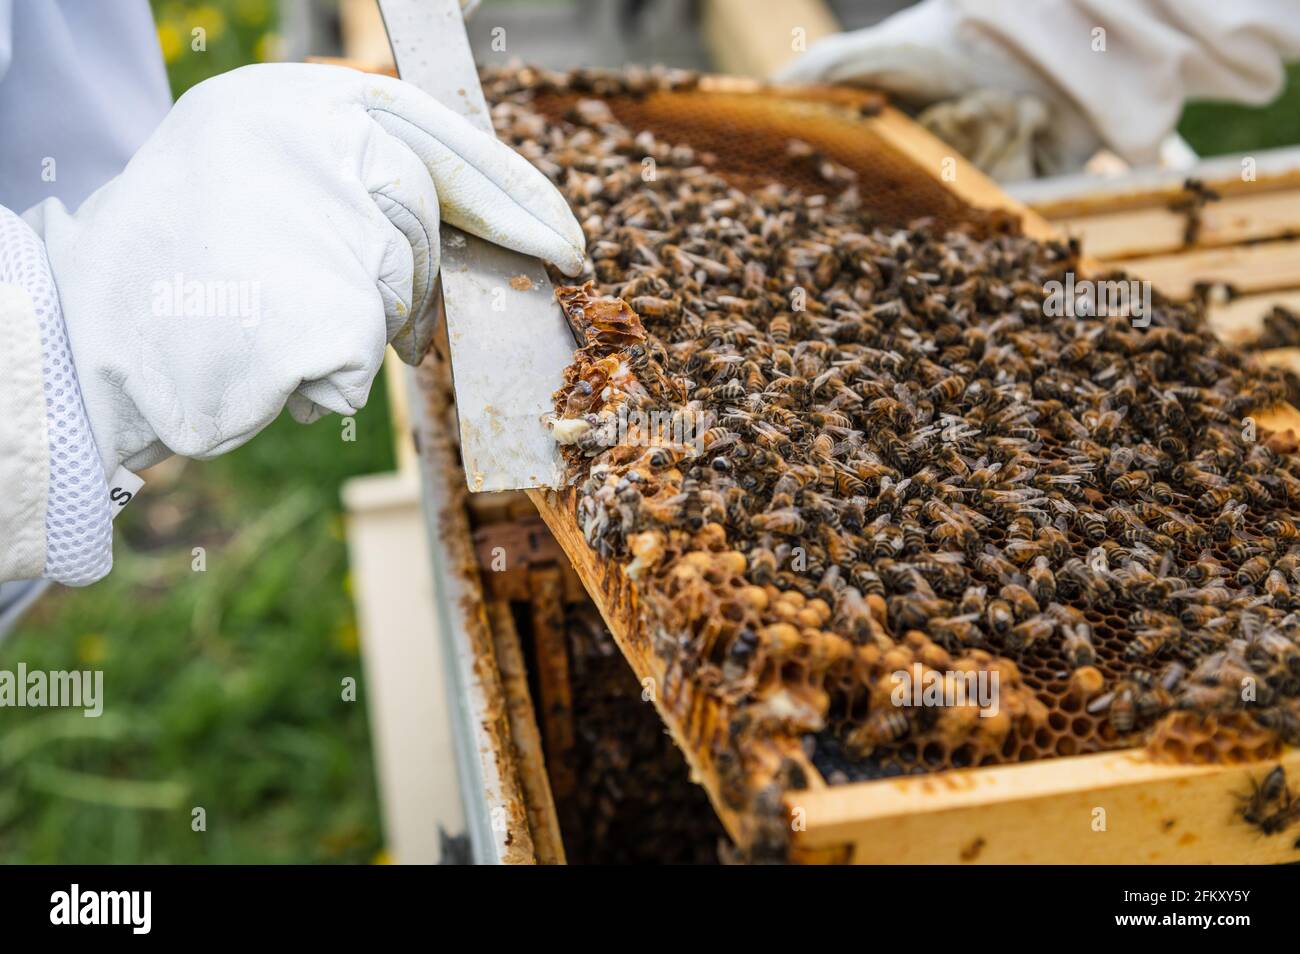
[778,0,1300,174]
[0,0,168,599]
[0,205,113,586]
[0,0,172,213]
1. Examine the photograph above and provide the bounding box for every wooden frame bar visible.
[788,748,1300,864]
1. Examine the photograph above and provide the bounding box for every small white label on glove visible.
[108,466,145,520]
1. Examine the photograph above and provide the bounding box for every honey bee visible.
[748,547,779,584]
[1192,649,1273,704]
[1006,515,1035,540]
[900,518,927,556]
[1088,674,1169,734]
[887,593,952,630]
[994,582,1034,617]
[910,555,969,595]
[1037,525,1071,562]
[1246,628,1300,678]
[926,375,966,405]
[929,614,987,649]
[1211,500,1247,539]
[1006,616,1053,653]
[986,599,1014,637]
[1258,706,1300,746]
[750,507,806,536]
[1126,625,1178,660]
[1077,510,1108,543]
[821,525,859,568]
[975,546,1018,583]
[847,708,911,754]
[850,562,885,596]
[931,514,979,552]
[1111,470,1152,497]
[867,397,912,432]
[1027,555,1057,605]
[1127,608,1172,628]
[1265,569,1294,607]
[1198,487,1241,517]
[1263,518,1300,541]
[1062,622,1097,667]
[1276,549,1300,581]
[1239,766,1296,835]
[1229,550,1271,585]
[1179,603,1222,628]
[959,585,988,616]
[1183,554,1226,584]
[1058,558,1114,608]
[700,426,738,453]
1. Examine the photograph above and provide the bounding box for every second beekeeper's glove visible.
[8,62,585,585]
[774,0,1100,179]
[777,0,1300,180]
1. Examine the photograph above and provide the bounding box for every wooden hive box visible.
[328,48,1300,861]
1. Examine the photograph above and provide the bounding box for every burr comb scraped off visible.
[377,0,575,491]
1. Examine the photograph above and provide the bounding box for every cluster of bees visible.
[560,604,728,863]
[483,67,1300,835]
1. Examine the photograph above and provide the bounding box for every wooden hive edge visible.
[786,746,1300,864]
[1027,156,1300,221]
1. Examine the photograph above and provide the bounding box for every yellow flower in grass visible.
[157,22,183,63]
[255,31,282,63]
[189,5,227,43]
[77,632,108,665]
[333,620,359,654]
[234,0,270,26]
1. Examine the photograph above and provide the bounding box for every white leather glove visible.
[777,0,1300,178]
[27,62,585,479]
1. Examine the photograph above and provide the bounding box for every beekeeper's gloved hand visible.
[776,0,1300,179]
[1,63,584,587]
[775,0,1098,178]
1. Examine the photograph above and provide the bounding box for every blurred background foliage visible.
[1,0,1298,865]
[152,0,284,96]
[1180,61,1300,158]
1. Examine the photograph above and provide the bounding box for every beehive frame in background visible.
[1018,151,1300,415]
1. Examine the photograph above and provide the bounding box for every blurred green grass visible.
[1179,62,1300,157]
[2,390,395,863]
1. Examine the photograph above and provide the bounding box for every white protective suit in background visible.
[779,0,1300,179]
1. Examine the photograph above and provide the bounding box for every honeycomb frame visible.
[520,77,1300,863]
